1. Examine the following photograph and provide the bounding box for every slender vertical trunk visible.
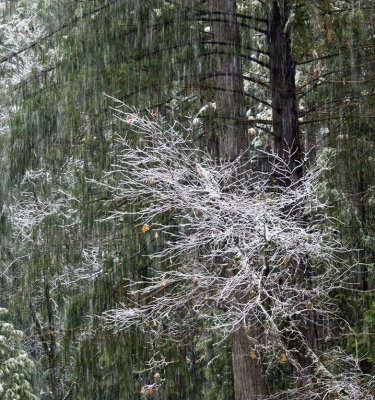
[30,300,61,400]
[348,8,369,293]
[208,1,268,399]
[267,0,302,179]
[44,280,62,400]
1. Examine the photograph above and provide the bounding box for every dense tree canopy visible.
[0,0,374,399]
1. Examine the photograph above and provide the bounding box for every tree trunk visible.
[208,1,268,399]
[267,1,318,386]
[208,0,248,160]
[268,0,302,179]
[232,326,269,400]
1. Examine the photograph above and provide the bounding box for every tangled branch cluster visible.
[5,97,373,398]
[99,102,373,399]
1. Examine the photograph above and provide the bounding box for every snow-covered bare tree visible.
[96,102,374,399]
[3,165,106,399]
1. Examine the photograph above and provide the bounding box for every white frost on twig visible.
[96,101,372,399]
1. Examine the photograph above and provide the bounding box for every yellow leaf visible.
[251,350,257,359]
[153,319,158,327]
[149,178,154,185]
[161,278,167,286]
[248,128,256,135]
[141,387,145,394]
[306,301,313,310]
[142,224,150,234]
[325,20,332,44]
[147,388,153,395]
[279,353,287,363]
[154,373,161,382]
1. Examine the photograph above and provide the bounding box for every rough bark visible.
[349,21,369,293]
[232,326,269,400]
[267,0,316,387]
[208,0,248,160]
[208,1,268,399]
[267,0,302,179]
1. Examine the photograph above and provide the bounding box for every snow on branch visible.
[0,1,46,85]
[97,101,373,398]
[3,164,110,295]
[5,168,80,245]
[101,103,338,330]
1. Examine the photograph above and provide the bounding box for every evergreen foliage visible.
[0,308,37,400]
[0,0,374,398]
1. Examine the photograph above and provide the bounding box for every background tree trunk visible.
[208,0,248,160]
[267,1,318,386]
[268,0,302,178]
[232,326,269,400]
[209,1,268,399]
